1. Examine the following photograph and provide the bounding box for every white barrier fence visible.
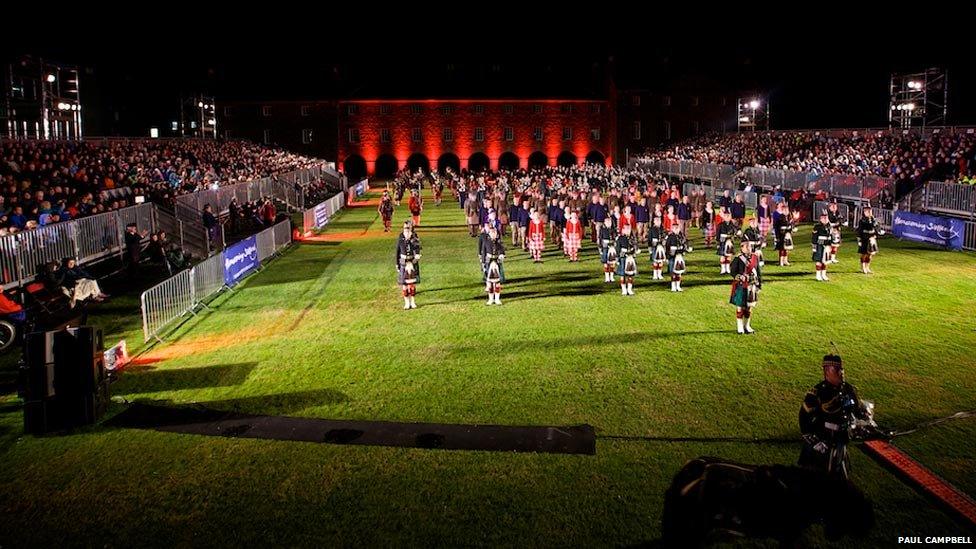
[140,220,293,343]
[302,193,346,234]
[0,203,157,289]
[922,181,976,219]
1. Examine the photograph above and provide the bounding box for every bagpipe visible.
[485,253,503,284]
[830,226,842,245]
[605,241,618,265]
[653,243,667,263]
[400,252,420,284]
[783,228,795,250]
[619,242,639,276]
[721,236,734,256]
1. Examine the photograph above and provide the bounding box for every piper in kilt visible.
[563,210,584,262]
[598,217,617,283]
[741,217,765,267]
[377,190,395,232]
[756,195,773,238]
[773,203,796,266]
[408,189,423,227]
[395,221,422,309]
[812,212,833,281]
[827,201,844,264]
[527,210,546,263]
[615,224,640,295]
[665,224,691,292]
[716,211,737,274]
[648,217,667,281]
[729,240,762,334]
[700,201,716,247]
[482,226,506,305]
[856,205,884,274]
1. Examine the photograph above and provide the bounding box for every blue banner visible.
[314,201,331,228]
[354,179,368,197]
[223,235,260,286]
[892,211,965,250]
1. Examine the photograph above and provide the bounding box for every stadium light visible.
[739,116,750,122]
[208,118,216,125]
[149,127,159,138]
[749,100,760,109]
[198,101,204,108]
[46,74,56,83]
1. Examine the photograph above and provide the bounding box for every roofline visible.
[338,98,609,104]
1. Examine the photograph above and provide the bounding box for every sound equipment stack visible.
[22,326,109,434]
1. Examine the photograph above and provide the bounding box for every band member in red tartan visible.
[730,240,762,334]
[432,177,443,206]
[563,210,584,262]
[408,189,423,227]
[619,205,636,236]
[756,195,772,238]
[377,190,395,232]
[527,210,546,263]
[395,221,422,309]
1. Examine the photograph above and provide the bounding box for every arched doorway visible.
[407,153,430,174]
[375,154,399,179]
[528,151,548,169]
[557,151,578,167]
[585,150,606,166]
[437,153,460,175]
[343,154,367,180]
[498,152,520,171]
[468,152,490,173]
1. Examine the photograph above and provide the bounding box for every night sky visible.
[4,13,972,134]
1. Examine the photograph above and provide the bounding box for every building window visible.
[262,106,271,117]
[533,127,543,141]
[347,104,358,115]
[411,104,423,115]
[504,127,514,141]
[562,127,572,140]
[631,95,641,106]
[380,104,392,115]
[533,104,543,114]
[301,105,311,116]
[632,121,641,140]
[348,128,359,144]
[223,106,233,117]
[443,128,453,142]
[590,128,601,141]
[474,127,484,142]
[663,121,672,140]
[441,104,455,115]
[503,104,514,115]
[380,128,391,143]
[561,104,574,114]
[473,104,484,115]
[690,96,700,107]
[662,95,672,107]
[302,129,313,144]
[591,104,601,114]
[411,128,422,142]
[263,129,272,144]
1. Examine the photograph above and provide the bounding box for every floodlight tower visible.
[737,96,768,132]
[180,95,217,138]
[889,68,947,129]
[3,55,82,139]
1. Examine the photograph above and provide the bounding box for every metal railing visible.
[140,219,296,343]
[922,181,976,219]
[303,192,346,233]
[812,201,850,225]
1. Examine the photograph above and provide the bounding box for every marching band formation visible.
[388,165,885,334]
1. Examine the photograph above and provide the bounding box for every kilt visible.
[858,236,878,255]
[563,231,581,253]
[671,253,687,274]
[652,244,667,263]
[529,234,545,253]
[703,223,715,239]
[831,229,842,245]
[485,259,506,283]
[730,284,748,307]
[605,245,618,265]
[398,261,420,285]
[812,243,829,263]
[759,217,771,235]
[617,254,638,277]
[718,237,733,257]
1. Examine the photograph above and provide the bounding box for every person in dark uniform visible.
[716,212,737,274]
[378,191,395,232]
[856,206,884,274]
[395,221,422,310]
[598,217,617,283]
[773,203,796,266]
[124,223,149,277]
[799,355,867,476]
[826,201,844,264]
[482,226,506,305]
[729,194,747,227]
[615,224,640,296]
[202,204,219,250]
[729,240,762,334]
[812,212,833,281]
[741,217,765,267]
[648,217,667,281]
[665,224,690,292]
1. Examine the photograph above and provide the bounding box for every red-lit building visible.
[337,99,614,178]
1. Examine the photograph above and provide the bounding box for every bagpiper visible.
[527,209,546,263]
[615,224,640,295]
[730,240,762,334]
[377,190,395,232]
[773,203,796,266]
[665,224,691,292]
[716,212,737,274]
[856,205,884,274]
[700,201,716,247]
[812,212,832,281]
[482,226,506,305]
[648,217,667,281]
[432,176,444,206]
[599,217,617,283]
[741,217,765,267]
[563,210,584,262]
[395,221,422,309]
[826,201,844,264]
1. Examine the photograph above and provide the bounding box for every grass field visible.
[1,187,975,547]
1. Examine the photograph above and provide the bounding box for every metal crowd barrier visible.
[812,201,850,224]
[140,219,296,343]
[302,192,346,233]
[965,221,976,251]
[923,181,976,218]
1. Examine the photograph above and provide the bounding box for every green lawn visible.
[1,189,975,547]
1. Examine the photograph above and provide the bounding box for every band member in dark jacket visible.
[378,191,395,232]
[741,217,765,266]
[665,224,690,292]
[615,224,639,295]
[856,206,884,274]
[482,226,506,305]
[826,201,844,264]
[716,212,737,274]
[729,241,762,334]
[812,212,832,281]
[773,203,797,266]
[598,218,617,283]
[799,355,867,475]
[648,217,667,281]
[395,221,422,309]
